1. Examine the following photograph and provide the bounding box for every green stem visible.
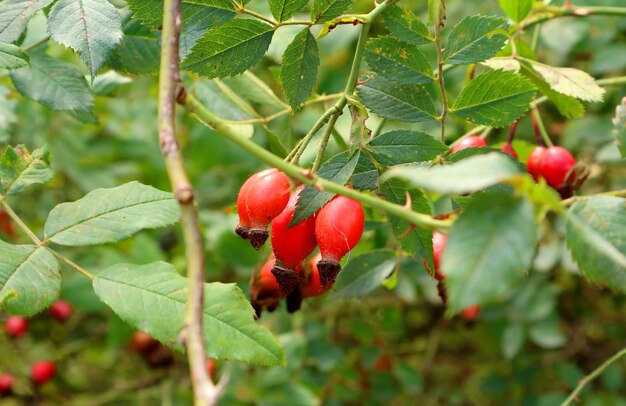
[183,93,450,232]
[561,188,626,207]
[48,250,95,280]
[531,106,554,147]
[159,0,218,404]
[21,35,50,52]
[433,0,448,142]
[312,113,339,172]
[521,6,626,30]
[238,8,278,27]
[560,347,626,406]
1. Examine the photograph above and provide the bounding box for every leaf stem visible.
[561,189,626,207]
[159,0,219,404]
[21,35,51,52]
[433,0,448,142]
[48,250,95,280]
[312,113,340,172]
[531,105,553,147]
[560,346,626,406]
[521,6,626,31]
[183,93,450,232]
[238,8,278,27]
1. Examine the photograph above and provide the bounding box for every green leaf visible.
[44,181,180,246]
[93,262,285,366]
[178,3,237,59]
[450,70,535,127]
[481,57,521,73]
[0,145,53,197]
[614,97,626,158]
[443,192,538,312]
[498,0,533,22]
[357,76,437,123]
[443,15,508,65]
[270,0,308,22]
[522,64,584,119]
[111,18,160,75]
[92,71,133,97]
[0,0,53,43]
[369,130,447,166]
[566,197,626,292]
[382,5,432,46]
[364,36,433,85]
[290,151,360,226]
[48,0,123,80]
[382,152,522,195]
[502,323,525,359]
[280,28,319,110]
[0,43,29,69]
[182,18,274,79]
[10,53,94,112]
[352,154,379,190]
[192,81,254,138]
[527,61,605,103]
[380,179,433,268]
[311,0,352,23]
[0,240,61,316]
[333,250,396,298]
[0,86,17,137]
[127,0,235,28]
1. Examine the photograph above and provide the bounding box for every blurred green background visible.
[1,0,626,404]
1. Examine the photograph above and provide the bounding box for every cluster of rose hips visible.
[0,300,74,395]
[236,169,365,316]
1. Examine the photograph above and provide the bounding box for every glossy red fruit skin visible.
[4,316,28,338]
[271,188,317,269]
[461,305,481,321]
[540,146,576,189]
[527,146,546,181]
[302,253,331,298]
[451,136,487,153]
[31,361,56,386]
[256,256,281,297]
[50,300,74,322]
[0,373,13,395]
[431,232,447,281]
[501,143,518,159]
[236,169,290,241]
[316,196,364,262]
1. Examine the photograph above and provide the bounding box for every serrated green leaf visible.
[333,250,396,298]
[614,97,626,158]
[364,36,433,85]
[0,0,53,43]
[382,152,522,194]
[111,18,160,75]
[178,2,237,59]
[290,152,360,226]
[527,61,605,103]
[380,179,433,268]
[443,15,508,65]
[281,28,319,110]
[522,64,584,118]
[93,262,285,366]
[0,43,29,69]
[370,130,447,166]
[0,240,61,316]
[311,0,352,23]
[382,5,432,46]
[498,0,532,22]
[566,197,626,292]
[357,76,437,123]
[0,145,53,197]
[352,154,379,190]
[270,0,308,22]
[450,70,535,127]
[127,0,235,28]
[48,0,123,80]
[443,192,537,312]
[44,182,180,246]
[10,53,94,112]
[182,19,274,79]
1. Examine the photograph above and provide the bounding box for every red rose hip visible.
[526,146,545,181]
[271,187,317,295]
[302,253,331,298]
[4,316,28,338]
[31,361,56,386]
[50,300,74,322]
[315,195,364,288]
[501,143,518,159]
[461,305,481,321]
[236,168,291,249]
[540,146,576,189]
[0,373,13,395]
[430,231,447,281]
[451,135,487,153]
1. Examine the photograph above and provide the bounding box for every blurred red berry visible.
[451,136,487,153]
[461,305,481,321]
[4,316,28,338]
[0,373,13,395]
[540,146,576,189]
[31,361,56,386]
[501,143,518,159]
[50,300,74,322]
[526,146,545,181]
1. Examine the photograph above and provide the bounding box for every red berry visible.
[451,135,487,153]
[4,316,28,338]
[540,146,576,189]
[302,253,331,298]
[271,187,317,295]
[236,169,291,249]
[431,231,447,281]
[461,305,481,321]
[206,359,217,379]
[527,146,545,181]
[0,211,14,236]
[315,195,364,288]
[131,331,159,354]
[31,361,56,386]
[0,373,13,395]
[501,143,518,159]
[50,300,74,322]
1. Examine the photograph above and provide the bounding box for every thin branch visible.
[21,35,51,52]
[433,0,448,142]
[560,347,626,406]
[158,0,219,405]
[312,113,340,172]
[238,8,278,27]
[531,105,554,147]
[561,189,626,207]
[521,6,626,31]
